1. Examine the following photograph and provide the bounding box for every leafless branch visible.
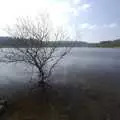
[0,14,73,85]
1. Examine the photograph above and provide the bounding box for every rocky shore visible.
[0,99,7,116]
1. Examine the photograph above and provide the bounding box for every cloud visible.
[103,23,117,28]
[68,3,91,16]
[73,0,81,5]
[70,1,91,16]
[80,23,118,31]
[0,0,91,25]
[0,0,92,36]
[48,0,92,26]
[79,4,91,11]
[79,23,97,30]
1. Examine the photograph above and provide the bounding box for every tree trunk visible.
[38,68,46,89]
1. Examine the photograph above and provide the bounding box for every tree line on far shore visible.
[0,37,120,48]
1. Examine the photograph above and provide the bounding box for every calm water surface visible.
[0,48,120,96]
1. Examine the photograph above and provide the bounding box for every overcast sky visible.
[0,0,120,42]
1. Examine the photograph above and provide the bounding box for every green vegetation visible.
[0,37,88,47]
[89,39,120,48]
[0,37,120,48]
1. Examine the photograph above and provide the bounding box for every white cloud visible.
[79,22,119,42]
[67,3,91,16]
[79,4,91,11]
[80,23,118,31]
[0,0,70,35]
[80,23,97,30]
[0,0,91,24]
[103,23,117,28]
[0,0,92,36]
[73,0,81,5]
[108,23,117,28]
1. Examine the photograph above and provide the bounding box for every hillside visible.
[91,39,120,48]
[0,37,120,47]
[0,37,88,47]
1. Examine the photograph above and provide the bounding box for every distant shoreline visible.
[0,37,120,48]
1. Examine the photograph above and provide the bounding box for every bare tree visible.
[0,14,73,87]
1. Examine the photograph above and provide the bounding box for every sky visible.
[0,0,120,42]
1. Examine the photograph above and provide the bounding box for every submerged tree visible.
[0,14,73,87]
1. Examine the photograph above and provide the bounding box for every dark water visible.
[1,48,120,120]
[53,48,120,92]
[0,48,120,96]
